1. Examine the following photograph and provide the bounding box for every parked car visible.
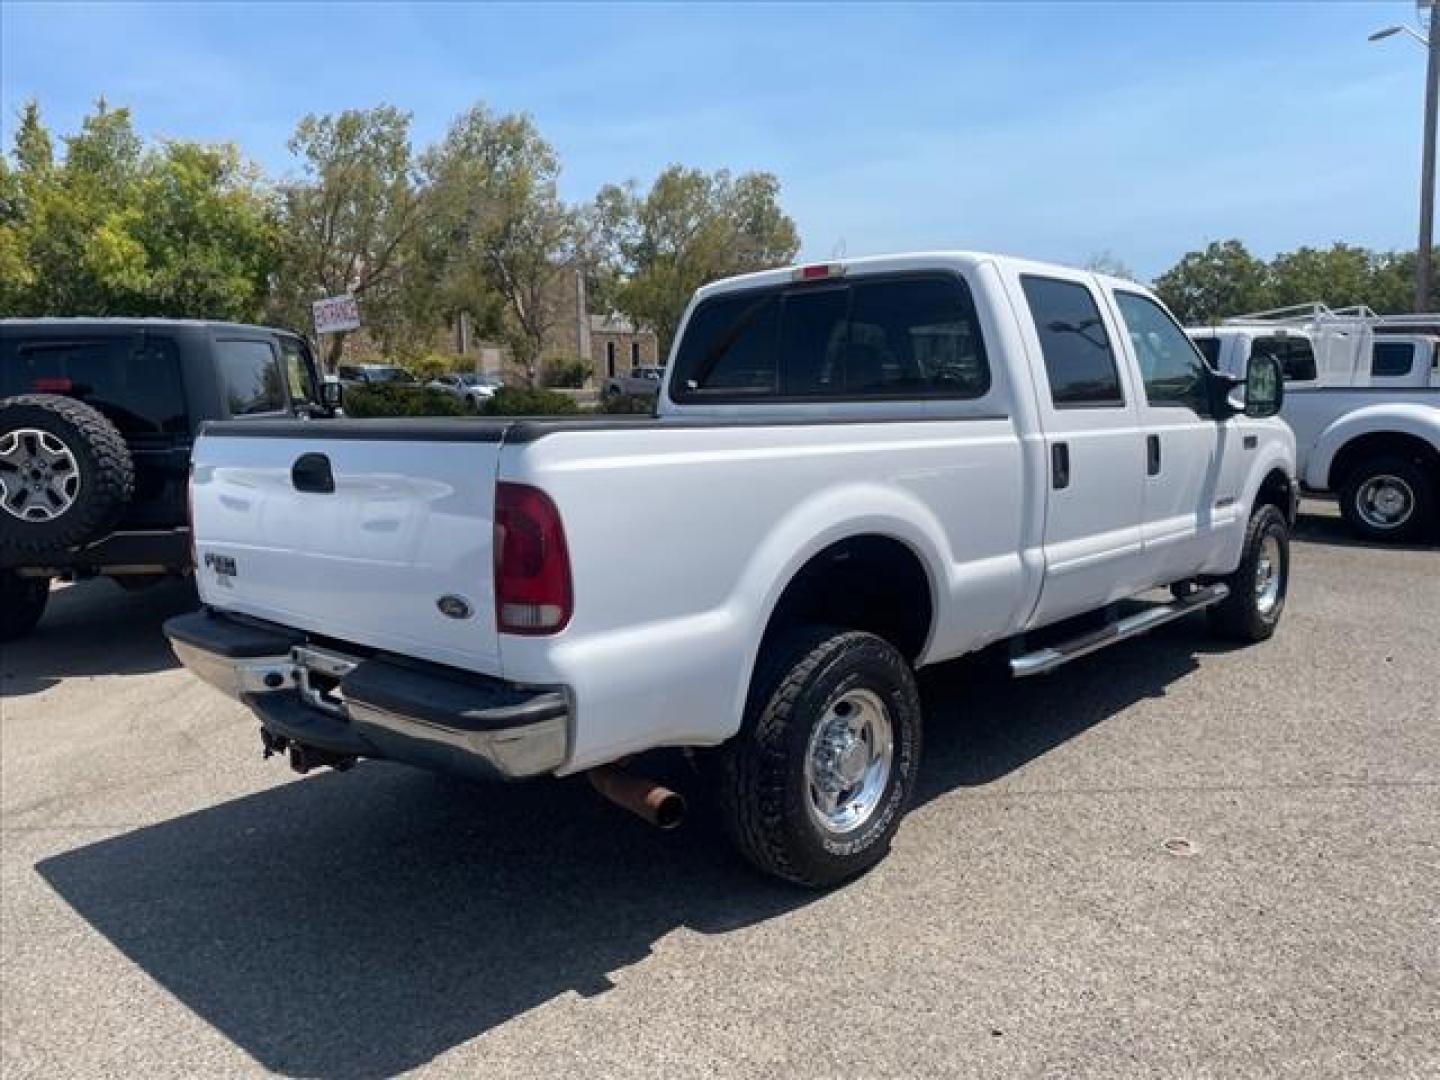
[428,372,503,411]
[604,365,665,397]
[1190,303,1439,541]
[0,318,335,641]
[337,363,419,388]
[165,252,1294,887]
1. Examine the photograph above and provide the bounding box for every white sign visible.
[312,294,361,335]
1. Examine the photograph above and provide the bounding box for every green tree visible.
[1153,240,1271,324]
[274,106,428,366]
[1265,243,1375,310]
[592,165,800,354]
[424,104,577,385]
[1,99,276,320]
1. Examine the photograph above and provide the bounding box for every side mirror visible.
[320,380,344,411]
[1243,354,1284,418]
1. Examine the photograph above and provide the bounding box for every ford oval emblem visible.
[436,594,474,620]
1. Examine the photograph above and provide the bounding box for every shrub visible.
[343,384,468,418]
[541,356,591,389]
[598,393,654,415]
[481,386,580,416]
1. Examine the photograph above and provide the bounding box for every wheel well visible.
[1255,468,1295,523]
[762,535,933,662]
[1328,432,1440,492]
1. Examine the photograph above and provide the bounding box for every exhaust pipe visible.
[588,765,686,830]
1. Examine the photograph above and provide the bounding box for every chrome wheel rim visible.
[1254,533,1283,615]
[1355,475,1415,530]
[804,688,894,835]
[0,429,81,522]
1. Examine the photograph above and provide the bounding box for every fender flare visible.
[724,482,952,724]
[1305,403,1440,490]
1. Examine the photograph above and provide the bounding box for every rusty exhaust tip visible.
[588,765,686,830]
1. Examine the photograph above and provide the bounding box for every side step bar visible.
[1010,583,1229,678]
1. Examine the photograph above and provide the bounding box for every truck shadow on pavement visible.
[1292,506,1438,551]
[37,617,1220,1078]
[0,577,195,697]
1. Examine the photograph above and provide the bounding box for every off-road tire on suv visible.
[0,570,49,642]
[0,395,134,559]
[1338,455,1434,544]
[1207,503,1290,643]
[716,626,923,888]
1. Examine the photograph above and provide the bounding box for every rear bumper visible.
[164,610,570,780]
[0,527,191,573]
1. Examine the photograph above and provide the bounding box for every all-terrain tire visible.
[0,570,50,642]
[1338,455,1435,544]
[716,626,923,888]
[0,395,133,560]
[1207,503,1290,643]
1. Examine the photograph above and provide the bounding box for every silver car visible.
[429,372,503,412]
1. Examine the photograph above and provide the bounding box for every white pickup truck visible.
[165,252,1296,887]
[1190,305,1439,542]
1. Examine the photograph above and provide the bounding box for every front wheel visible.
[0,570,50,642]
[1338,456,1434,543]
[1207,503,1290,643]
[716,627,923,888]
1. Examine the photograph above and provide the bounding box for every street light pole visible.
[1418,15,1439,311]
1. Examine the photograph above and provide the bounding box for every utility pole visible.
[1420,4,1439,311]
[1372,3,1440,311]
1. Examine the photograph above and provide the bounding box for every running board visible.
[1009,583,1230,678]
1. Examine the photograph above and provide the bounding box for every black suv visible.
[1,319,336,641]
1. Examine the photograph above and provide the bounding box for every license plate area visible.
[291,645,359,718]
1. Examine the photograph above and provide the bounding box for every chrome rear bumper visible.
[165,611,569,780]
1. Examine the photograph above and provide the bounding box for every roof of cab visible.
[0,317,301,336]
[695,250,1148,301]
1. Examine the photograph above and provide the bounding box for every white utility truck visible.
[166,253,1296,886]
[1190,304,1440,541]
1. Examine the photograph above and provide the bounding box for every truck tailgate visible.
[190,421,506,673]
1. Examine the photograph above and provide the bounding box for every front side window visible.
[1192,337,1222,367]
[1372,341,1415,378]
[1,334,186,437]
[1252,337,1316,382]
[216,339,286,416]
[1021,275,1123,408]
[278,337,318,404]
[1114,290,1211,416]
[672,273,990,401]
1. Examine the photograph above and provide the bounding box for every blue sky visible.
[0,1,1427,278]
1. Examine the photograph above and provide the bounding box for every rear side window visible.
[0,334,186,437]
[1020,276,1124,408]
[1252,337,1316,382]
[672,273,990,401]
[1372,341,1415,378]
[216,339,286,415]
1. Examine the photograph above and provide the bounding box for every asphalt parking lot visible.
[1,500,1436,1079]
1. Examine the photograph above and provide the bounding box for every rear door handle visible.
[292,452,335,494]
[1051,442,1070,490]
[1146,434,1161,476]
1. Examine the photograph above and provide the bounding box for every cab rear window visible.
[671,273,990,402]
[0,334,186,437]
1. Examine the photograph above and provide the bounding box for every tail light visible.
[494,482,572,635]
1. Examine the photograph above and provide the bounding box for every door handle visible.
[1051,442,1070,490]
[1146,434,1161,476]
[292,452,335,494]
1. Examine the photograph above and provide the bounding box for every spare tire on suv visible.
[0,394,135,560]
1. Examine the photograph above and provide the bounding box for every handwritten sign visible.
[312,294,361,335]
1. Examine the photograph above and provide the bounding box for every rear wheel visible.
[0,570,50,642]
[716,627,923,888]
[1338,456,1434,543]
[1207,503,1290,643]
